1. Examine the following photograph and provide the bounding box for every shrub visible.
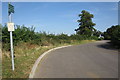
[104,25,120,47]
[2,24,99,51]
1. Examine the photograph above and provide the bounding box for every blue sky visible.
[2,2,118,35]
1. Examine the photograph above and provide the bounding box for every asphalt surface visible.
[33,40,118,78]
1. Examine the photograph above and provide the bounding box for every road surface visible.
[33,40,118,78]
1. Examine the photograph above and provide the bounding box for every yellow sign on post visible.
[7,22,14,31]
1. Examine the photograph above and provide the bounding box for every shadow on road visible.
[97,41,118,51]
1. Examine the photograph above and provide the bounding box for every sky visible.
[2,2,118,35]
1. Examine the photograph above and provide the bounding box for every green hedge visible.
[2,24,100,51]
[104,25,120,47]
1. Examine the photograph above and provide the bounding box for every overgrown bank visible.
[2,24,100,78]
[2,25,100,51]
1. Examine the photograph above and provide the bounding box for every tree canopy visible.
[75,10,96,37]
[104,25,120,47]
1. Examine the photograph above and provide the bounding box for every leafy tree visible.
[75,10,96,37]
[57,33,69,40]
[104,25,120,47]
[93,30,102,37]
[2,24,10,43]
[0,24,2,42]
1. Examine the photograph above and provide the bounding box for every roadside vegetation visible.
[2,25,98,78]
[2,25,100,52]
[103,25,120,48]
[0,44,1,80]
[2,10,103,78]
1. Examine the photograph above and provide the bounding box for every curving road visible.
[33,40,118,78]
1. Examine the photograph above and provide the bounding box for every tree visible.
[75,10,96,37]
[0,24,2,42]
[93,30,102,37]
[104,25,120,47]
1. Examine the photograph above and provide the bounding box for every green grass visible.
[2,40,96,78]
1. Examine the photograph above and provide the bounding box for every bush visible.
[104,25,120,47]
[88,36,99,40]
[2,24,99,51]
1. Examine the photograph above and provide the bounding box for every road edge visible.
[29,45,72,78]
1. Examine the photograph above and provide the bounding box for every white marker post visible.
[7,2,15,71]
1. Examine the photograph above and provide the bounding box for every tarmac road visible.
[33,40,118,78]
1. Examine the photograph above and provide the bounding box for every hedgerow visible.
[2,24,100,51]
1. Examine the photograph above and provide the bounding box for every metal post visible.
[10,31,14,71]
[8,2,15,71]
